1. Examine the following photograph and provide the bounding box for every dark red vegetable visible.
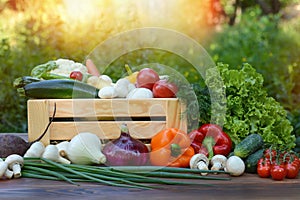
[0,103,56,158]
[152,79,178,98]
[264,147,277,162]
[102,124,149,166]
[69,71,83,81]
[271,163,286,181]
[136,68,159,90]
[257,158,271,178]
[285,162,299,179]
[189,124,232,159]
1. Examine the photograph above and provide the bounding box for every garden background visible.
[0,0,299,135]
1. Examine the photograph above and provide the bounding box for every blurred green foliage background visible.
[0,0,299,132]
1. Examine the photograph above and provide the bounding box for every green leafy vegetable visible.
[205,63,295,149]
[31,61,58,78]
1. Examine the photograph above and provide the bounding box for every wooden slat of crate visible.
[49,121,166,140]
[46,99,177,117]
[27,98,187,145]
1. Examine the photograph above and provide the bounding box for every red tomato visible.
[152,79,178,98]
[264,148,277,162]
[270,164,286,181]
[136,68,160,90]
[285,162,299,179]
[70,71,83,81]
[257,158,271,178]
[292,157,300,168]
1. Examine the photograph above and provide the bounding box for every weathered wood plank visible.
[49,121,166,140]
[0,173,299,200]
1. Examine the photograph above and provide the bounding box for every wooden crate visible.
[27,98,187,145]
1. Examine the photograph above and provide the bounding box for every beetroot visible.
[0,134,30,157]
[0,103,56,158]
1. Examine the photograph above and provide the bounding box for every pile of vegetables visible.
[202,63,295,149]
[4,58,298,187]
[1,124,233,188]
[13,58,179,100]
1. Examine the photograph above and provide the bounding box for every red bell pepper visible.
[189,124,232,159]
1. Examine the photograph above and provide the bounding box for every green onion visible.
[23,165,78,185]
[40,158,151,189]
[23,157,230,189]
[106,165,230,174]
[131,171,231,180]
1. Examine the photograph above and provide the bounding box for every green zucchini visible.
[24,79,99,99]
[245,149,264,173]
[234,134,264,158]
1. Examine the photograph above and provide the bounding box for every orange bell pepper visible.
[150,128,195,168]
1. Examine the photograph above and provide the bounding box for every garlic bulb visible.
[67,132,106,165]
[42,144,71,164]
[24,141,45,158]
[56,141,70,158]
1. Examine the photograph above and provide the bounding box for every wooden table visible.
[1,133,299,200]
[1,173,299,200]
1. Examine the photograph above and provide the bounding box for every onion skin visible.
[103,124,149,166]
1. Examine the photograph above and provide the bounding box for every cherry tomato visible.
[290,153,300,168]
[152,79,178,98]
[70,71,83,81]
[285,162,299,179]
[257,158,271,178]
[270,164,286,181]
[292,157,300,169]
[264,148,277,162]
[136,68,160,90]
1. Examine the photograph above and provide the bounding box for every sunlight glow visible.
[63,0,99,21]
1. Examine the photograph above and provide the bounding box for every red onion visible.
[102,124,149,166]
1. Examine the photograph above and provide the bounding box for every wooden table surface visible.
[1,133,299,200]
[0,173,299,200]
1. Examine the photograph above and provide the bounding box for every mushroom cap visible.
[225,156,245,176]
[189,153,209,169]
[0,162,8,176]
[5,154,24,168]
[211,154,227,165]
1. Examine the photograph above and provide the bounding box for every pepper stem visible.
[124,64,133,75]
[202,136,216,160]
[170,144,182,157]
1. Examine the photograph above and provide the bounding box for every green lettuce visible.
[205,63,295,149]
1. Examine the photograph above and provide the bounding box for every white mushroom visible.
[98,86,118,99]
[99,75,113,84]
[210,154,227,173]
[114,78,131,98]
[0,158,13,179]
[5,154,24,178]
[126,88,153,99]
[24,141,45,158]
[189,153,209,175]
[224,155,245,176]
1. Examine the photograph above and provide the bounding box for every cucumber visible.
[234,134,264,158]
[24,79,99,99]
[245,149,264,173]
